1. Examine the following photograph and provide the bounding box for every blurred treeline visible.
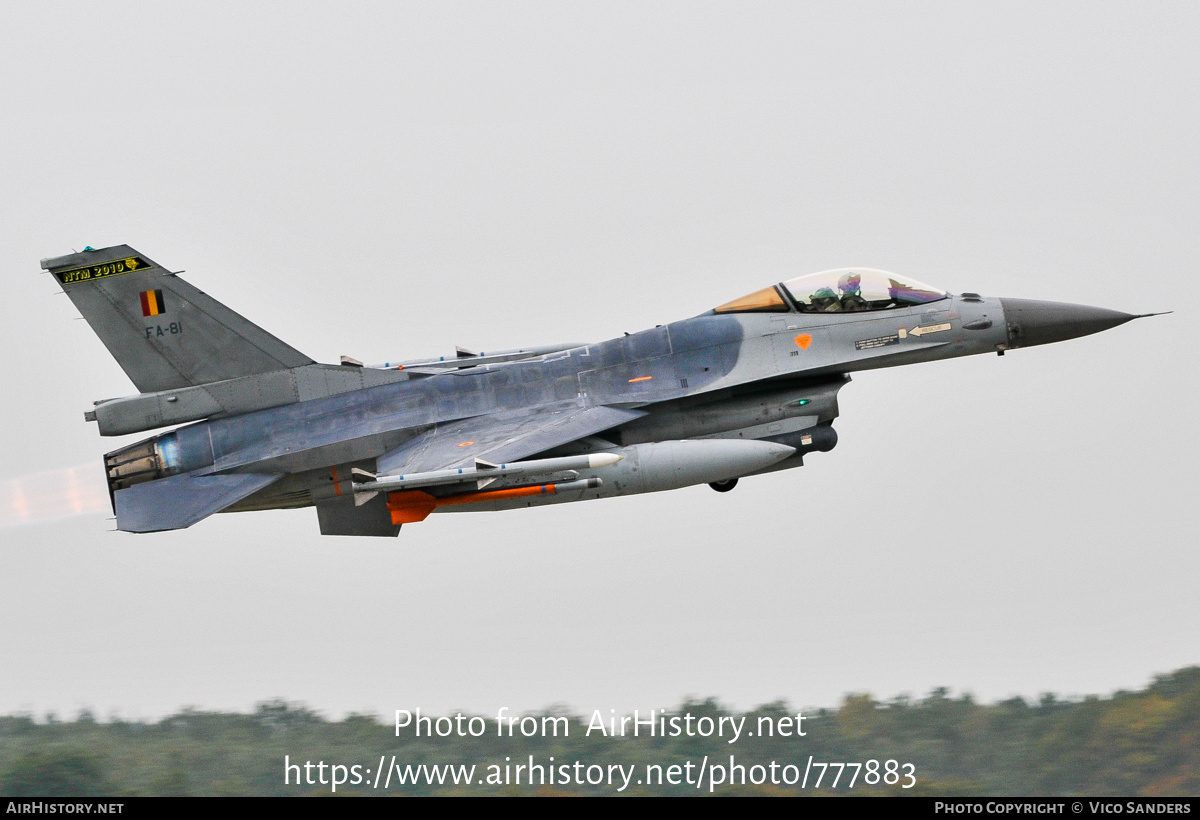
[2,667,1198,796]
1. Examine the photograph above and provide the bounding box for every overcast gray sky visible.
[0,1,1196,721]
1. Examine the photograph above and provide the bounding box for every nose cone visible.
[999,298,1138,349]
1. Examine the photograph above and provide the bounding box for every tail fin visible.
[41,244,313,393]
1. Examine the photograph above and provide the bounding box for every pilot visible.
[838,272,868,311]
[810,286,842,312]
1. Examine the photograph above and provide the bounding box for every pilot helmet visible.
[838,272,862,293]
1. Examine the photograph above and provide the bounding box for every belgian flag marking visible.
[140,289,166,317]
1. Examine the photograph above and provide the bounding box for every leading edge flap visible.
[376,403,647,476]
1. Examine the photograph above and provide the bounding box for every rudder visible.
[42,244,313,393]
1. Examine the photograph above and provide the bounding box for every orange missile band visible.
[387,483,560,525]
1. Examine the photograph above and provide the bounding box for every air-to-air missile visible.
[41,246,1162,536]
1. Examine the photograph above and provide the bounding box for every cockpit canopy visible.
[715,269,948,315]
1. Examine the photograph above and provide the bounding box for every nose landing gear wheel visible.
[709,478,738,493]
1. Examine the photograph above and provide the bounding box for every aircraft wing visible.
[376,403,646,476]
[114,404,643,533]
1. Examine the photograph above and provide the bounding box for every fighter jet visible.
[41,245,1161,536]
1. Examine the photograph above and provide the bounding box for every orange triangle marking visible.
[794,334,812,350]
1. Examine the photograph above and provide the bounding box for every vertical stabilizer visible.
[42,245,313,393]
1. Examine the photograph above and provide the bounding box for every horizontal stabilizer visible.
[115,472,282,533]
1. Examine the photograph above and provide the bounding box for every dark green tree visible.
[4,748,108,796]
